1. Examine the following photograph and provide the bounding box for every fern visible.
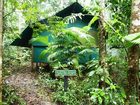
[64,13,84,24]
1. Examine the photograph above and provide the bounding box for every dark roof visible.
[56,2,89,18]
[11,26,33,47]
[11,2,98,47]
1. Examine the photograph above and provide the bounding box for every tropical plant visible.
[88,66,126,105]
[31,16,98,75]
[37,62,126,105]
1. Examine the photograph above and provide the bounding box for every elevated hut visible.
[11,2,99,69]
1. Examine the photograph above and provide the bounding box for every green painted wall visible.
[33,46,48,63]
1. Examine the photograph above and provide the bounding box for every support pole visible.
[64,76,68,91]
[31,46,34,71]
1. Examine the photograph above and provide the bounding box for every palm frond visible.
[64,13,84,24]
[67,27,96,47]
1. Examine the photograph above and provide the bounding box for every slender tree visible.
[0,0,3,102]
[98,1,108,104]
[127,0,140,104]
[99,0,107,68]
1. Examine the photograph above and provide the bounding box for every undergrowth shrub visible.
[38,70,126,105]
[2,84,26,105]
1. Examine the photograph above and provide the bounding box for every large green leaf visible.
[88,16,99,27]
[66,27,96,47]
[30,36,49,45]
[79,49,94,55]
[124,32,140,44]
[39,49,48,60]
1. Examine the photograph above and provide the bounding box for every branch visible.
[4,8,15,18]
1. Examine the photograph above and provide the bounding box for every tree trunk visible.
[0,0,3,102]
[99,21,106,68]
[98,0,108,87]
[98,1,108,105]
[127,0,140,104]
[98,0,110,69]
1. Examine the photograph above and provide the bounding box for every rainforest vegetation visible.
[1,0,140,105]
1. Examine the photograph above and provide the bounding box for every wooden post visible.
[64,76,68,91]
[31,46,34,71]
[55,70,76,91]
[36,63,39,71]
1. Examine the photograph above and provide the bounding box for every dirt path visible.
[4,66,56,105]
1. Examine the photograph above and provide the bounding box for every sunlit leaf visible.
[66,27,96,47]
[88,16,99,27]
[124,32,140,44]
[39,49,48,60]
[30,36,49,45]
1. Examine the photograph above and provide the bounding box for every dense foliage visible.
[2,0,140,104]
[2,84,26,105]
[34,17,98,74]
[32,14,127,104]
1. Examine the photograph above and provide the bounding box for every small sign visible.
[55,70,76,77]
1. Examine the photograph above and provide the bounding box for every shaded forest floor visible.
[4,65,56,105]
